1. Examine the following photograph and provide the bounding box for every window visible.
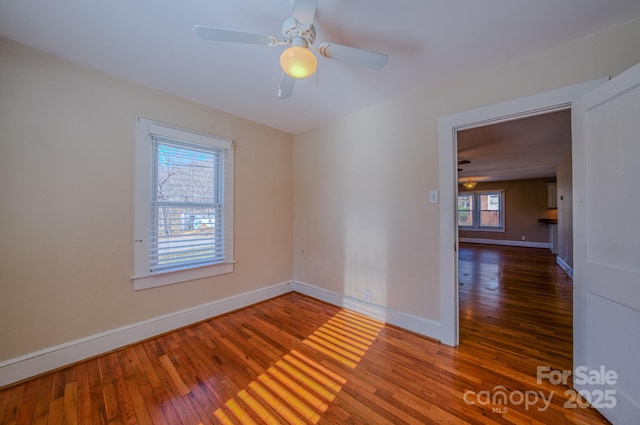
[458,189,505,231]
[457,193,474,227]
[133,118,234,290]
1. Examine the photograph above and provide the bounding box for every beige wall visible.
[458,178,556,243]
[293,18,640,322]
[0,38,293,361]
[1,17,639,362]
[556,152,573,269]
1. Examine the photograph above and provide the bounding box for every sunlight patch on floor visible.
[213,308,384,423]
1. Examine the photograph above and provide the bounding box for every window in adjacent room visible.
[133,118,234,290]
[458,189,505,231]
[457,193,474,227]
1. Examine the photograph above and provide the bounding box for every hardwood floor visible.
[0,244,609,424]
[459,243,574,370]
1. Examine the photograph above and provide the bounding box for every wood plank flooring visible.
[0,244,610,424]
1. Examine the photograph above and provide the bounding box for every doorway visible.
[437,78,607,347]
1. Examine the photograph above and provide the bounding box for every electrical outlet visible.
[364,290,372,303]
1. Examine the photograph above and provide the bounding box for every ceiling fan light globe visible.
[280,47,317,79]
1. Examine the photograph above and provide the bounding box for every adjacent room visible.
[1,1,640,423]
[455,110,577,391]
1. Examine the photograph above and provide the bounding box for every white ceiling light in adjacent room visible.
[462,180,477,190]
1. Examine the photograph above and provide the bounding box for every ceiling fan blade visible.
[318,43,388,70]
[277,73,296,99]
[292,0,318,26]
[193,25,276,46]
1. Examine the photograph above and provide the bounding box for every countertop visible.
[538,218,558,224]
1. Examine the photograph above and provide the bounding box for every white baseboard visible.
[556,256,574,279]
[459,237,550,249]
[0,281,294,387]
[291,281,441,342]
[1,280,442,388]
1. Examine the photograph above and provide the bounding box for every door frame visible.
[437,78,607,346]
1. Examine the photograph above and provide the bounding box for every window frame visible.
[458,189,505,232]
[132,118,234,290]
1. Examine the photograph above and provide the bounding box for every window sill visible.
[459,227,506,233]
[131,262,234,291]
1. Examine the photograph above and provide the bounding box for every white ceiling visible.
[457,110,571,183]
[2,1,640,136]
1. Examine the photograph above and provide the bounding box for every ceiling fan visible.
[458,159,470,172]
[193,0,388,99]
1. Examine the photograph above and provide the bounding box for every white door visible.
[572,62,640,423]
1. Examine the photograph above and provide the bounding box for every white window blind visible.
[133,118,234,290]
[150,137,225,273]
